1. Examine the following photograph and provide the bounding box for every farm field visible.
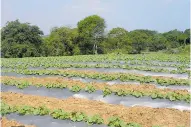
[1,53,190,127]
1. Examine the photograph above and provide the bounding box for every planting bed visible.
[2,69,190,86]
[1,92,190,127]
[65,68,188,79]
[1,53,190,127]
[1,84,190,111]
[5,113,106,127]
[1,72,190,91]
[1,76,190,103]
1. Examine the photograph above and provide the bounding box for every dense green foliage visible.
[1,20,44,58]
[102,27,132,53]
[42,27,80,56]
[1,16,190,58]
[77,15,106,54]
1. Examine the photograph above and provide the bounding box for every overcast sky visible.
[1,0,190,35]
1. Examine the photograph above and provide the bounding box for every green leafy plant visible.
[115,89,127,96]
[17,81,30,89]
[36,83,43,88]
[0,102,13,116]
[132,91,143,98]
[86,114,104,125]
[127,123,141,127]
[38,105,50,115]
[46,83,55,88]
[151,93,158,99]
[51,109,70,120]
[70,85,82,92]
[85,84,96,93]
[59,83,67,89]
[108,117,126,127]
[70,112,86,122]
[17,105,34,115]
[103,87,112,97]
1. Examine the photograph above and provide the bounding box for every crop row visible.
[1,76,190,103]
[2,76,189,93]
[1,62,190,74]
[128,60,189,68]
[2,92,189,127]
[2,69,189,86]
[1,102,146,127]
[2,59,189,70]
[1,53,189,63]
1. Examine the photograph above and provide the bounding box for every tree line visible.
[1,15,190,58]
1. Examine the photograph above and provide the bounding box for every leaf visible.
[151,93,158,99]
[70,85,81,92]
[103,87,112,97]
[85,84,96,93]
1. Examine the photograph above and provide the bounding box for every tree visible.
[178,33,187,46]
[128,30,149,53]
[2,18,190,57]
[43,26,80,56]
[102,27,132,53]
[149,34,167,51]
[77,15,106,54]
[1,20,43,58]
[163,29,182,48]
[184,29,190,45]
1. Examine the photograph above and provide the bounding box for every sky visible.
[1,0,190,35]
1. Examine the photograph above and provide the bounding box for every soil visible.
[1,92,190,127]
[1,117,35,127]
[1,76,189,96]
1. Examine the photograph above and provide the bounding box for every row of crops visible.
[2,69,189,85]
[1,53,190,127]
[2,63,190,75]
[2,60,189,68]
[1,53,189,62]
[1,92,190,127]
[1,54,190,74]
[1,77,190,103]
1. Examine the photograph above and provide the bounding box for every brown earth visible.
[1,76,189,96]
[1,92,190,127]
[1,117,35,127]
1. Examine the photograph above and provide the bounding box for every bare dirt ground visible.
[1,92,190,127]
[1,117,35,127]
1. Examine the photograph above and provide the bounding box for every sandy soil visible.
[1,117,35,127]
[1,92,190,127]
